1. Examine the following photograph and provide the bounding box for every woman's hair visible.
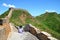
[19,26,22,28]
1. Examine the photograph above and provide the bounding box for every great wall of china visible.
[0,8,58,40]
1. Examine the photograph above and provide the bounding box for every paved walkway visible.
[7,32,39,40]
[9,23,18,32]
[7,23,39,40]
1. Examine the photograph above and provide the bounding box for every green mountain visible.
[0,8,60,39]
[10,9,38,26]
[0,8,40,26]
[0,10,10,18]
[36,12,60,39]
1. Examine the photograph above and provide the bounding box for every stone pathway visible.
[7,8,14,19]
[9,23,18,32]
[7,23,39,40]
[7,32,39,40]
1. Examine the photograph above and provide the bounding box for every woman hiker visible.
[15,25,24,33]
[18,26,24,33]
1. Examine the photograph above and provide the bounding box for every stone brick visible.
[0,27,6,40]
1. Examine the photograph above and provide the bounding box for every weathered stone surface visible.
[24,24,37,36]
[36,33,50,40]
[0,27,6,40]
[41,31,52,37]
[48,37,58,40]
[29,24,41,33]
[3,22,11,37]
[0,18,11,37]
[7,32,39,40]
[0,19,3,25]
[9,23,18,32]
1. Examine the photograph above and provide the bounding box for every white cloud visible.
[3,3,15,8]
[3,3,8,7]
[8,4,15,8]
[45,10,56,12]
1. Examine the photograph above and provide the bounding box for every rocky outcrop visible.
[36,33,50,40]
[24,24,37,36]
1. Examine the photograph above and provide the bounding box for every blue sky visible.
[0,0,60,16]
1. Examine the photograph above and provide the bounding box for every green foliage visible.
[10,10,24,26]
[36,12,60,39]
[0,10,10,18]
[10,9,36,26]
